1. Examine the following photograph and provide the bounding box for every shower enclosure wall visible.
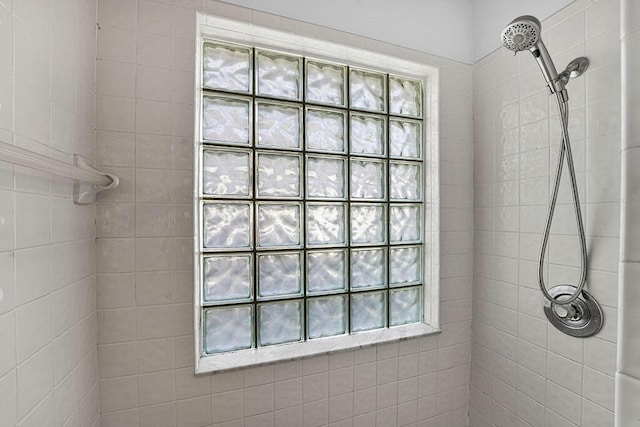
[93,1,474,425]
[471,0,621,425]
[0,0,632,425]
[0,1,101,425]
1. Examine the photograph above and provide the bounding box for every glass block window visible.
[197,39,426,363]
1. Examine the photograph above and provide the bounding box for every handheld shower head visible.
[501,15,564,97]
[501,15,541,52]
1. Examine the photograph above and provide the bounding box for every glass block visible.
[350,204,386,245]
[257,203,301,248]
[350,248,386,290]
[306,108,347,153]
[203,41,251,93]
[390,162,422,201]
[389,76,422,117]
[351,291,386,332]
[306,250,347,294]
[203,203,251,249]
[350,159,385,200]
[350,69,386,112]
[308,295,347,339]
[204,306,253,354]
[257,153,301,198]
[390,119,422,159]
[258,252,303,299]
[256,102,302,150]
[390,246,422,286]
[258,300,303,346]
[306,156,346,199]
[257,50,302,100]
[390,205,422,243]
[203,254,252,303]
[306,60,346,106]
[203,149,251,197]
[202,96,251,145]
[390,287,422,326]
[306,203,346,246]
[350,114,386,156]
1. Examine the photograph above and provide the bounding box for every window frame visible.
[194,12,441,374]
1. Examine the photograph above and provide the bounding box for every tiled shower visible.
[472,1,621,425]
[0,0,636,426]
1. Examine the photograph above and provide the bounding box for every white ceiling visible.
[219,0,474,63]
[219,0,574,64]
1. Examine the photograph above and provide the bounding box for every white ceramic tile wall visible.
[0,0,100,426]
[471,0,620,426]
[94,0,474,426]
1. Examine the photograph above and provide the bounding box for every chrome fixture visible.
[501,15,589,100]
[543,286,603,338]
[501,16,603,338]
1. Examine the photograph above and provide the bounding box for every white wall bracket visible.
[73,155,119,205]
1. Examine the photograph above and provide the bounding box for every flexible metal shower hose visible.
[537,92,588,305]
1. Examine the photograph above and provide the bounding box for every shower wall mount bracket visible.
[73,155,120,205]
[543,285,604,338]
[558,57,589,89]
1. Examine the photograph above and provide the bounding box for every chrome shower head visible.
[501,15,541,52]
[501,15,565,96]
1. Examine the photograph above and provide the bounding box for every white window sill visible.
[196,323,440,374]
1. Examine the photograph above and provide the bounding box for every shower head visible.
[501,15,565,96]
[501,15,541,52]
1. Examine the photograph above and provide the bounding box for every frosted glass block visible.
[203,203,251,249]
[204,306,253,354]
[202,96,251,145]
[257,203,301,248]
[308,295,347,339]
[389,76,422,117]
[258,252,302,299]
[350,69,386,112]
[307,250,347,294]
[350,114,386,156]
[258,300,303,346]
[256,102,302,150]
[306,108,347,153]
[390,119,422,159]
[257,50,302,100]
[350,159,385,200]
[203,255,252,303]
[306,203,346,246]
[306,60,346,106]
[257,153,301,198]
[390,205,422,243]
[390,246,422,286]
[350,204,386,245]
[390,162,421,201]
[350,248,386,290]
[390,287,422,326]
[351,291,386,332]
[203,42,251,93]
[203,149,251,197]
[306,156,346,199]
